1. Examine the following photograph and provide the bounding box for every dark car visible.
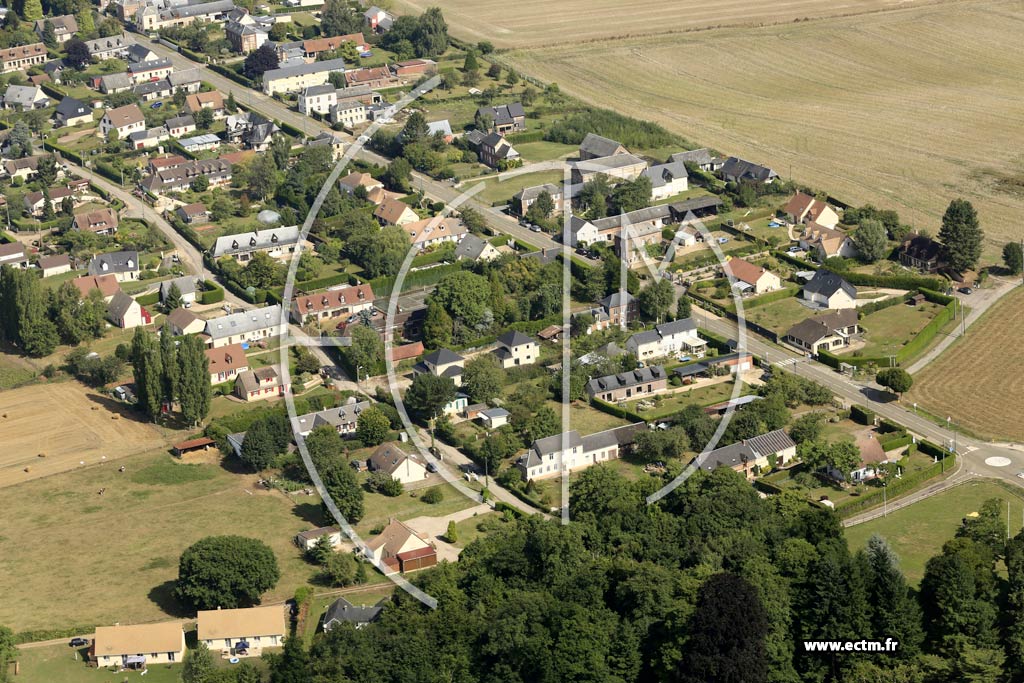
[959,287,973,295]
[150,101,163,109]
[426,462,439,473]
[69,637,89,647]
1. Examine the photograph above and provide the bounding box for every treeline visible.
[267,466,1024,683]
[544,107,683,150]
[129,328,210,425]
[0,267,108,357]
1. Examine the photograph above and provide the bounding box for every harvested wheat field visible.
[392,0,940,48]
[500,0,1023,259]
[907,286,1024,442]
[0,381,164,487]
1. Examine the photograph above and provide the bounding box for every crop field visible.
[907,286,1024,442]
[496,1,1024,259]
[0,381,165,488]
[391,0,934,48]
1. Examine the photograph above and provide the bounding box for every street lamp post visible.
[356,365,363,384]
[882,481,887,517]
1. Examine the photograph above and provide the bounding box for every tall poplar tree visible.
[177,335,210,426]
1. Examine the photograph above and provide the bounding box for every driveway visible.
[404,504,491,563]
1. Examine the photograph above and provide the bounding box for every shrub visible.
[421,487,444,504]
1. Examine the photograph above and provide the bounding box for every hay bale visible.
[37,453,45,458]
[111,415,119,420]
[23,466,30,472]
[91,406,99,411]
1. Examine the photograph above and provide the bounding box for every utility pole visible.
[883,481,887,517]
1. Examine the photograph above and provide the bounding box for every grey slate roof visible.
[600,292,634,309]
[88,250,139,276]
[294,400,370,434]
[582,422,646,452]
[452,233,490,261]
[125,43,156,63]
[698,429,795,472]
[368,443,420,475]
[204,304,284,341]
[263,57,347,81]
[670,148,713,166]
[784,309,858,345]
[168,68,201,86]
[579,132,625,158]
[627,329,661,347]
[322,597,385,629]
[746,429,796,457]
[422,348,463,366]
[159,275,198,300]
[477,102,524,126]
[655,318,698,337]
[586,365,666,396]
[532,430,583,458]
[3,84,45,108]
[99,73,131,91]
[496,330,534,348]
[129,57,172,74]
[300,83,335,97]
[803,269,856,299]
[211,226,299,258]
[590,204,672,231]
[106,290,137,319]
[236,366,280,394]
[573,153,645,173]
[720,156,777,182]
[133,79,171,96]
[165,114,195,129]
[514,183,560,202]
[55,96,88,119]
[642,160,688,189]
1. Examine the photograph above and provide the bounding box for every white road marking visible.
[985,456,1012,467]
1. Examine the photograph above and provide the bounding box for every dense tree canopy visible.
[175,536,280,610]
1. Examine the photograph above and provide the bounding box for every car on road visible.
[787,246,802,253]
[426,462,438,473]
[530,225,542,232]
[1017,471,1024,480]
[959,287,973,295]
[69,637,89,647]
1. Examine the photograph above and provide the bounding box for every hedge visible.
[42,139,83,165]
[835,449,956,517]
[506,130,545,145]
[697,327,733,354]
[16,625,97,645]
[742,285,801,310]
[360,262,466,298]
[170,218,207,253]
[494,501,526,518]
[293,271,350,292]
[590,397,646,423]
[208,63,254,88]
[771,249,816,271]
[879,433,913,451]
[277,118,304,139]
[39,82,67,100]
[850,404,876,425]
[856,290,913,316]
[136,290,160,306]
[841,270,945,291]
[200,280,224,304]
[456,314,564,351]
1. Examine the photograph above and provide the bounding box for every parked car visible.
[113,385,135,403]
[426,462,438,473]
[69,637,89,647]
[150,101,163,109]
[717,237,729,244]
[530,225,542,233]
[959,287,973,294]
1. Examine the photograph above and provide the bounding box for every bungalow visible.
[234,366,289,402]
[164,114,196,138]
[494,330,539,370]
[35,15,78,43]
[801,269,856,309]
[3,155,45,182]
[625,318,705,360]
[53,96,92,127]
[204,343,249,384]
[204,304,284,348]
[782,192,840,228]
[294,526,342,551]
[184,91,226,118]
[37,253,72,277]
[211,226,301,263]
[586,365,668,403]
[132,78,173,102]
[322,597,386,631]
[91,622,185,669]
[719,157,778,184]
[478,407,510,429]
[847,432,890,483]
[293,400,371,437]
[197,606,286,658]
[578,133,627,160]
[97,72,132,94]
[697,429,797,480]
[391,59,436,79]
[178,133,222,153]
[669,148,716,172]
[166,306,205,336]
[303,32,368,58]
[107,290,153,328]
[1,84,47,110]
[800,223,857,260]
[404,216,467,251]
[784,308,860,355]
[87,250,139,282]
[642,159,689,200]
[159,275,199,304]
[176,202,210,225]
[367,443,428,485]
[415,348,464,387]
[453,233,500,262]
[98,104,145,139]
[898,233,945,273]
[723,257,781,295]
[72,208,119,235]
[72,273,120,301]
[516,423,645,481]
[338,171,384,195]
[290,283,374,323]
[24,186,74,216]
[512,183,564,217]
[0,242,29,268]
[364,518,436,575]
[0,43,47,74]
[374,197,418,226]
[475,102,525,134]
[570,153,646,185]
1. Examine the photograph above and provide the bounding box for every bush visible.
[365,470,403,496]
[421,487,444,504]
[850,405,876,426]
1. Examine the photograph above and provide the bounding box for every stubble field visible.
[0,381,165,488]
[485,0,1023,259]
[907,286,1024,442]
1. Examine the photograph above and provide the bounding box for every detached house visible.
[782,192,840,228]
[91,623,185,669]
[374,197,418,226]
[784,308,860,355]
[453,233,500,262]
[364,518,436,575]
[642,159,689,200]
[475,102,525,134]
[197,606,286,658]
[142,157,233,194]
[578,132,627,160]
[35,15,78,44]
[723,257,781,295]
[1,84,48,110]
[368,443,427,485]
[898,233,945,273]
[493,331,539,369]
[516,424,644,481]
[512,183,564,217]
[88,250,139,282]
[719,157,778,184]
[73,273,121,301]
[72,208,119,235]
[0,242,29,268]
[670,148,716,172]
[293,400,371,438]
[586,365,668,402]
[107,290,152,328]
[290,283,374,323]
[211,226,301,263]
[166,306,205,335]
[800,223,857,260]
[404,216,467,251]
[415,348,464,387]
[626,318,705,360]
[184,91,225,118]
[579,291,638,334]
[570,153,646,185]
[234,366,289,402]
[204,304,284,348]
[53,96,92,127]
[801,269,856,309]
[475,132,519,169]
[698,429,797,480]
[99,104,145,139]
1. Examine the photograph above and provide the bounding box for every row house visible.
[290,283,374,323]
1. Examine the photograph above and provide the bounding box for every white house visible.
[696,429,798,480]
[642,159,688,200]
[368,443,427,485]
[782,192,840,229]
[493,330,539,369]
[204,304,285,348]
[98,104,145,139]
[801,269,857,309]
[516,424,645,481]
[107,291,152,328]
[724,257,782,295]
[625,318,705,361]
[197,606,286,658]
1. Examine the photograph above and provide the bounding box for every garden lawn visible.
[742,297,814,334]
[621,379,751,420]
[474,169,565,205]
[845,479,1024,584]
[354,482,477,536]
[513,140,577,162]
[543,399,629,435]
[846,301,944,358]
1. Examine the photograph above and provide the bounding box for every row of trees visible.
[130,328,211,425]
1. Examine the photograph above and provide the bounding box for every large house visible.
[91,622,185,669]
[898,233,945,273]
[368,443,427,485]
[800,223,857,260]
[719,157,778,184]
[516,424,645,481]
[141,158,232,194]
[293,400,371,438]
[235,366,288,402]
[511,183,564,217]
[471,131,519,169]
[107,291,152,328]
[625,318,705,360]
[197,606,286,658]
[570,153,646,185]
[783,309,860,355]
[415,348,464,387]
[35,15,78,43]
[0,43,47,74]
[205,343,249,384]
[290,283,374,324]
[87,250,139,282]
[205,304,284,349]
[404,216,467,251]
[578,133,627,160]
[782,192,840,228]
[586,365,668,403]
[697,429,797,480]
[364,518,436,575]
[1,84,48,110]
[262,58,348,95]
[493,331,539,370]
[72,208,119,235]
[642,159,688,200]
[374,197,418,226]
[475,102,525,134]
[211,226,301,262]
[724,257,781,295]
[801,269,856,309]
[99,104,145,139]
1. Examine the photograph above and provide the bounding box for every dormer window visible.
[231,240,239,249]
[271,233,278,243]
[249,236,257,246]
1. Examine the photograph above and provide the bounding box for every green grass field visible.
[743,297,813,334]
[0,449,321,632]
[848,302,944,357]
[353,482,477,536]
[623,379,749,420]
[0,353,36,389]
[513,140,577,162]
[845,479,1024,584]
[473,169,565,205]
[542,399,629,436]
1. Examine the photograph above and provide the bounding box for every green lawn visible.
[845,479,1024,584]
[743,297,815,334]
[474,169,565,205]
[354,482,477,536]
[514,140,577,162]
[0,449,320,632]
[0,353,36,389]
[621,379,751,420]
[542,399,629,435]
[845,301,944,357]
[450,511,502,548]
